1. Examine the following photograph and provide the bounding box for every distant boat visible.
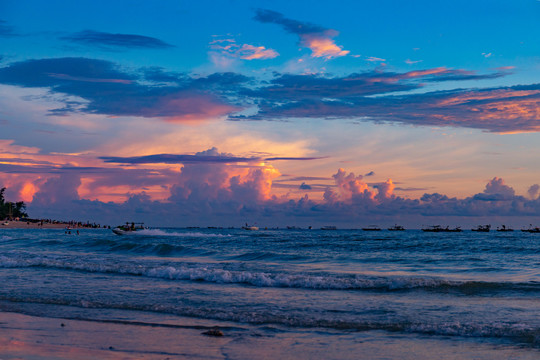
[388,225,405,231]
[422,225,462,233]
[112,222,146,235]
[496,225,513,232]
[321,226,337,230]
[472,225,491,232]
[521,225,540,233]
[362,225,381,231]
[242,223,259,231]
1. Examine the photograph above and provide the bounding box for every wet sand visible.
[0,311,228,360]
[1,311,538,360]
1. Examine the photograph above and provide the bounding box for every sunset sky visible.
[1,0,540,227]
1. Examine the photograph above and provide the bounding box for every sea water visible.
[0,228,539,359]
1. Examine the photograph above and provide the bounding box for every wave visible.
[1,254,538,294]
[136,229,231,238]
[2,296,539,346]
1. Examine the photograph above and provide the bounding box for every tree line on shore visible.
[0,187,28,219]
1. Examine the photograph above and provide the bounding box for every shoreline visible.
[1,310,538,360]
[0,220,92,229]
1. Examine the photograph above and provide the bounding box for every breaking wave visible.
[0,254,538,293]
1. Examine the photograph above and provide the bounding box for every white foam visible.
[0,253,533,293]
[136,229,231,237]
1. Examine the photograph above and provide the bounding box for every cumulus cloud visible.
[25,168,540,228]
[167,148,281,208]
[31,173,81,205]
[254,9,349,59]
[61,30,174,50]
[473,177,516,201]
[527,184,539,199]
[17,158,540,227]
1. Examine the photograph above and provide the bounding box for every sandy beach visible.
[0,311,228,360]
[1,220,92,229]
[1,310,538,360]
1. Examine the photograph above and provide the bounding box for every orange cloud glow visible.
[19,182,37,202]
[301,35,349,59]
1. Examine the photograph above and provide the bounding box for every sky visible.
[1,0,540,228]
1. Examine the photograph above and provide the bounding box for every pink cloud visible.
[253,9,348,60]
[169,148,281,204]
[300,34,349,59]
[142,92,241,122]
[236,44,279,60]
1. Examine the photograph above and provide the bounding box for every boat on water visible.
[112,222,147,235]
[422,225,462,233]
[472,225,491,232]
[388,225,405,231]
[521,225,540,233]
[321,226,337,230]
[496,225,514,232]
[362,225,381,231]
[242,223,259,231]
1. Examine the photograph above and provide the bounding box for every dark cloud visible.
[254,9,328,36]
[61,30,174,50]
[241,69,506,103]
[299,182,312,190]
[0,57,243,121]
[253,9,348,59]
[0,56,535,132]
[237,71,539,133]
[100,148,324,165]
[365,171,375,177]
[101,153,257,165]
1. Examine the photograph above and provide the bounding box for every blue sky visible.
[1,0,539,227]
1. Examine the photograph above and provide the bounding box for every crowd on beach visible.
[1,217,107,229]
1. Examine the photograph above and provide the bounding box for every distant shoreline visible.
[1,220,92,229]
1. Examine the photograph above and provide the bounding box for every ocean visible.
[1,227,539,359]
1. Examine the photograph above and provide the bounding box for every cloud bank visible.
[15,149,540,227]
[0,56,537,132]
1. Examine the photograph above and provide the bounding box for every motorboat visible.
[422,225,462,232]
[242,223,259,231]
[388,225,405,231]
[112,222,146,235]
[320,226,337,230]
[472,225,491,232]
[362,225,381,231]
[496,225,513,232]
[521,225,540,233]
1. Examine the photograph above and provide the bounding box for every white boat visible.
[112,222,146,235]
